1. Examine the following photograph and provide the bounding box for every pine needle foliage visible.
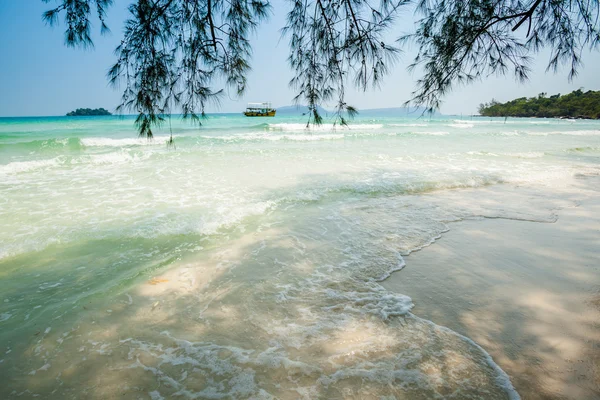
[43,0,113,48]
[43,0,600,136]
[404,0,600,112]
[283,0,405,126]
[44,0,270,138]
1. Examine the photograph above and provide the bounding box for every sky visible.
[1,0,599,117]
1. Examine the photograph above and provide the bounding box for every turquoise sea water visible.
[1,113,599,398]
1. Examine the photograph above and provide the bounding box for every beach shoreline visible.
[2,115,599,398]
[383,176,600,399]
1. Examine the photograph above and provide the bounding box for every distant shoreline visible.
[478,89,600,120]
[471,114,597,120]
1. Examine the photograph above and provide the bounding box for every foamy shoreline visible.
[383,177,600,399]
[2,115,599,398]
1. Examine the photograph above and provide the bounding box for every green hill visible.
[478,89,600,119]
[66,108,112,116]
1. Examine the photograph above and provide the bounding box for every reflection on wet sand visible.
[2,185,549,399]
[384,179,600,399]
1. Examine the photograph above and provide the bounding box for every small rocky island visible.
[66,108,112,116]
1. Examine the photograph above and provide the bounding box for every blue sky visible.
[1,0,600,116]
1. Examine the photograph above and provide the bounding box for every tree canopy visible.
[478,89,600,118]
[42,0,600,137]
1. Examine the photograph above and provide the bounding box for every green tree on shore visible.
[478,89,600,118]
[42,0,600,136]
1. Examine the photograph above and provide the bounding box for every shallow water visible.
[1,113,599,398]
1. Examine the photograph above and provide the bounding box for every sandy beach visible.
[383,177,600,399]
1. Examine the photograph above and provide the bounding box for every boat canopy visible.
[246,102,273,110]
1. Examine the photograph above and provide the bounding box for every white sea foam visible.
[86,152,153,165]
[389,123,428,127]
[459,119,508,124]
[527,130,600,136]
[324,287,414,319]
[497,130,521,136]
[103,307,520,399]
[509,152,546,158]
[39,282,62,290]
[0,150,156,175]
[272,134,344,141]
[416,316,521,400]
[467,151,545,159]
[496,129,600,136]
[0,157,64,174]
[149,391,164,400]
[202,133,346,141]
[413,130,449,135]
[81,136,178,147]
[267,123,383,131]
[449,122,475,128]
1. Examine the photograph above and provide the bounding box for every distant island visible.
[66,108,112,116]
[478,89,600,119]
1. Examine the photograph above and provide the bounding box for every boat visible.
[243,102,276,117]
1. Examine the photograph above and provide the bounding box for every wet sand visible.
[383,178,600,399]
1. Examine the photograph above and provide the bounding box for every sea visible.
[1,113,599,399]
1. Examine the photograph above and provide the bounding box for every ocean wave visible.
[416,316,521,400]
[408,130,449,136]
[100,311,519,399]
[0,151,156,174]
[525,130,600,136]
[81,135,180,147]
[271,176,507,209]
[566,146,600,152]
[464,118,569,124]
[88,192,521,399]
[0,171,544,259]
[449,122,475,128]
[0,198,277,261]
[497,130,521,136]
[267,123,384,131]
[0,135,183,153]
[85,152,154,165]
[115,200,278,242]
[7,126,597,152]
[199,129,452,141]
[388,123,428,127]
[0,137,84,153]
[460,119,509,124]
[0,157,65,174]
[200,133,346,142]
[510,152,547,158]
[492,129,600,136]
[467,151,546,159]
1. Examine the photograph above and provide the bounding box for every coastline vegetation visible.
[478,89,600,119]
[66,108,112,116]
